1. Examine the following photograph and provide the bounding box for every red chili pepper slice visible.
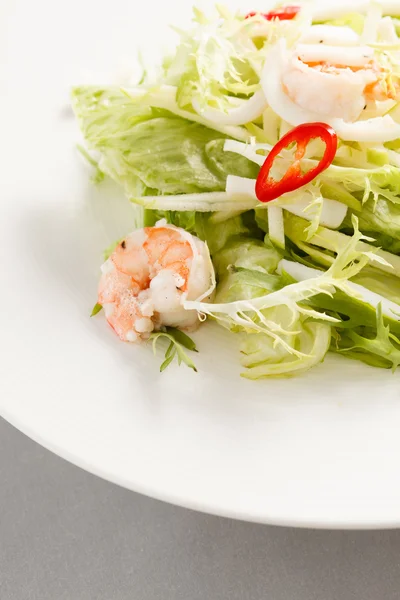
[255,123,338,203]
[245,5,300,21]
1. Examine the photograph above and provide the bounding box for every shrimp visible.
[281,43,398,123]
[98,221,215,342]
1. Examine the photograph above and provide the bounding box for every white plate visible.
[2,0,400,529]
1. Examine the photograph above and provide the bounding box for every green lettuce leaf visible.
[352,267,400,306]
[207,235,331,377]
[194,211,263,255]
[215,268,282,305]
[321,163,400,203]
[143,210,197,234]
[214,236,283,307]
[213,237,282,281]
[299,278,400,335]
[281,262,400,369]
[241,317,331,379]
[195,228,367,377]
[345,196,400,247]
[72,86,257,200]
[332,305,400,370]
[284,213,400,277]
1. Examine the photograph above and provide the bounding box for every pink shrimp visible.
[282,43,400,122]
[98,222,215,342]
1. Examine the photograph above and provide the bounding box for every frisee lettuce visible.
[332,305,400,371]
[162,7,262,113]
[184,218,375,377]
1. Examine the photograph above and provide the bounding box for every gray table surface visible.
[1,419,400,600]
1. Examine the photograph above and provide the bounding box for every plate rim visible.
[2,408,399,531]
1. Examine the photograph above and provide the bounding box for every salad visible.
[72,1,400,378]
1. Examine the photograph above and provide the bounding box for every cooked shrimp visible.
[98,221,215,342]
[281,43,398,123]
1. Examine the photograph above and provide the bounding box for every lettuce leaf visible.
[281,261,400,369]
[345,196,400,246]
[194,211,263,255]
[332,305,400,370]
[215,268,282,306]
[186,223,375,378]
[163,7,261,111]
[208,235,331,378]
[143,209,197,234]
[241,318,331,379]
[352,266,400,306]
[285,213,400,277]
[71,86,258,199]
[213,237,282,281]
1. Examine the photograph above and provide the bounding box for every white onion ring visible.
[300,25,360,46]
[192,90,267,126]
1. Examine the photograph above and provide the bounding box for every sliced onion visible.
[300,25,359,46]
[267,205,285,249]
[192,90,267,127]
[132,191,257,212]
[330,115,400,142]
[225,175,258,197]
[223,139,270,166]
[261,40,400,142]
[377,16,400,62]
[378,15,400,42]
[225,176,347,229]
[361,2,382,44]
[296,44,374,67]
[282,196,347,229]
